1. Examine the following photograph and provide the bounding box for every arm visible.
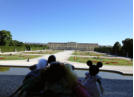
[97,79,104,96]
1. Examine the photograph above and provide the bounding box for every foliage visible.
[10,40,24,46]
[0,30,48,52]
[122,38,133,58]
[112,42,121,55]
[0,30,12,46]
[94,46,112,54]
[94,38,133,58]
[0,46,48,52]
[0,46,25,52]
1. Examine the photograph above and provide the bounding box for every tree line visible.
[94,38,133,58]
[0,30,48,52]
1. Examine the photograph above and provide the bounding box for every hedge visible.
[0,46,47,52]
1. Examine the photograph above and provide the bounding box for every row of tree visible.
[0,30,48,51]
[94,38,133,58]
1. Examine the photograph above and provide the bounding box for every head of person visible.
[43,62,66,83]
[36,59,47,70]
[87,60,103,76]
[47,55,56,64]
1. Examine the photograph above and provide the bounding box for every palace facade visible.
[47,42,98,51]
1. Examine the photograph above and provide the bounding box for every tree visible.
[94,46,112,54]
[0,30,12,46]
[25,44,31,51]
[122,38,133,58]
[13,40,24,46]
[112,42,121,55]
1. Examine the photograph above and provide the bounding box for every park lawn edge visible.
[68,56,133,66]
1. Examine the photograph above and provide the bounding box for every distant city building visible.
[47,42,98,51]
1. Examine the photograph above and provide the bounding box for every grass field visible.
[69,56,133,66]
[73,51,106,56]
[0,54,41,60]
[23,50,61,54]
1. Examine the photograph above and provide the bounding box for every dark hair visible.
[44,62,66,83]
[48,55,56,64]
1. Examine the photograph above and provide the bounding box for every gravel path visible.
[0,50,133,74]
[0,75,132,97]
[0,50,73,66]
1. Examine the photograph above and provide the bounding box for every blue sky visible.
[0,0,133,46]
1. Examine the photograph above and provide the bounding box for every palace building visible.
[47,42,98,51]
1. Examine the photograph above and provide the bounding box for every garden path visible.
[0,50,132,74]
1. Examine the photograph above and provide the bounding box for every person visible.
[24,59,48,80]
[47,55,56,65]
[10,61,92,97]
[82,61,104,97]
[40,62,77,97]
[9,59,48,97]
[40,62,92,97]
[20,59,48,97]
[36,59,48,70]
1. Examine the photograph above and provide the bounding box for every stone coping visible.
[0,64,132,76]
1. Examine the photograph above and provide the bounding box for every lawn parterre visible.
[73,51,106,56]
[69,56,133,66]
[23,50,61,54]
[0,54,41,60]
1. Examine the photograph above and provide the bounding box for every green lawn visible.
[69,56,133,66]
[0,54,41,60]
[23,50,61,54]
[73,51,106,56]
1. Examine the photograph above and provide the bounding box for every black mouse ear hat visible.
[86,60,93,66]
[96,62,103,68]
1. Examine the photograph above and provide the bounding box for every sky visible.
[0,0,133,46]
